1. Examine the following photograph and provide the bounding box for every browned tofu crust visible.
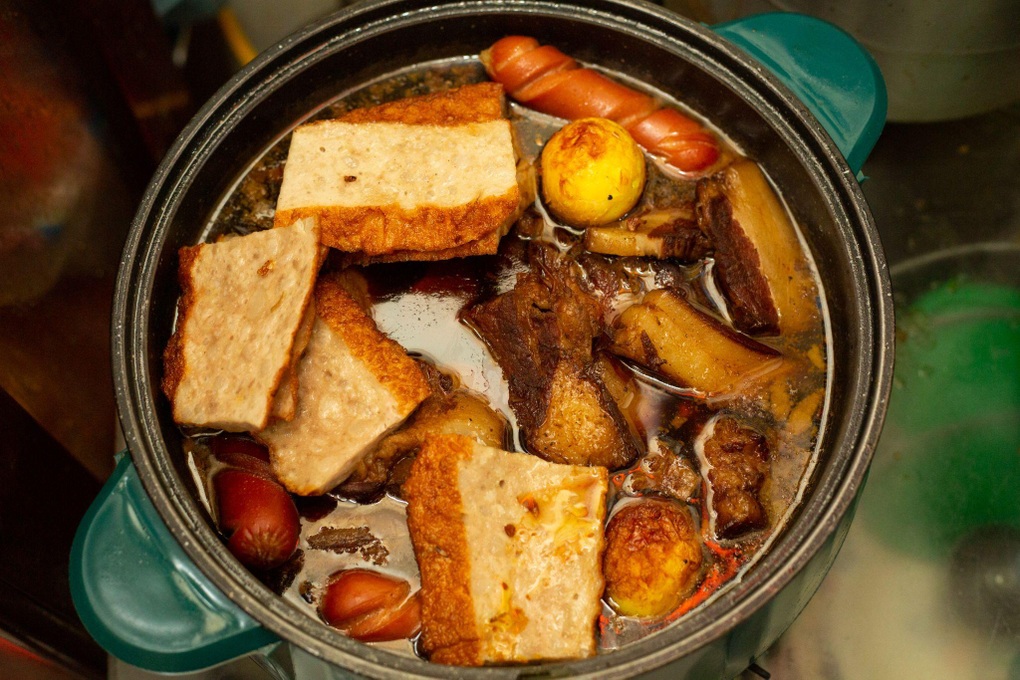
[402,434,481,666]
[337,82,506,126]
[270,299,317,421]
[273,82,524,257]
[314,272,430,414]
[280,199,520,257]
[161,245,200,404]
[339,222,504,267]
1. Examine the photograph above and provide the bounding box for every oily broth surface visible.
[184,58,830,656]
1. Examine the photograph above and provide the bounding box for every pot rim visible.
[112,1,893,677]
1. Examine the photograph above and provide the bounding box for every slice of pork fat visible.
[584,206,711,261]
[696,160,819,337]
[610,288,783,399]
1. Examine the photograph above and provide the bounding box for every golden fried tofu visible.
[274,83,527,259]
[404,434,608,666]
[256,272,430,495]
[162,217,320,431]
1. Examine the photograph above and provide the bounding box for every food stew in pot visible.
[163,39,828,667]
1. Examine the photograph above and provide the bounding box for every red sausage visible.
[319,569,422,642]
[482,36,719,173]
[628,108,720,175]
[496,44,577,95]
[210,434,274,479]
[215,468,300,570]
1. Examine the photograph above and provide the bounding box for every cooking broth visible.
[181,57,829,658]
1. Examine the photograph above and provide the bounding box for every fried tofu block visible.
[611,288,783,398]
[269,298,316,422]
[256,273,430,496]
[162,217,320,431]
[404,434,608,666]
[274,82,526,258]
[696,160,819,336]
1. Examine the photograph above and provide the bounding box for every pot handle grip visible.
[70,453,279,673]
[712,12,887,175]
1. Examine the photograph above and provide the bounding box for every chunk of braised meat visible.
[597,354,648,447]
[583,206,711,262]
[574,252,645,317]
[696,174,777,335]
[581,162,707,262]
[695,160,819,337]
[700,414,771,539]
[462,245,642,469]
[578,252,720,326]
[337,389,509,502]
[627,439,701,502]
[642,159,698,208]
[610,288,782,398]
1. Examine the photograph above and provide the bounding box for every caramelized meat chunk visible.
[603,499,703,618]
[338,389,509,501]
[700,414,771,539]
[610,288,783,398]
[626,439,701,502]
[463,247,641,469]
[696,160,818,336]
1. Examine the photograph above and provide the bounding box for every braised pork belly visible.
[463,244,642,469]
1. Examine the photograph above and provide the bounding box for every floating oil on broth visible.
[186,57,830,658]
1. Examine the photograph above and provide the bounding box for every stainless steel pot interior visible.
[112,0,892,677]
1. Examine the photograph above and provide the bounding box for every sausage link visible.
[481,36,719,173]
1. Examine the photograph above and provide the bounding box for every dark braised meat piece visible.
[627,439,701,502]
[337,389,509,502]
[695,159,818,337]
[701,414,771,539]
[463,246,642,469]
[574,252,645,318]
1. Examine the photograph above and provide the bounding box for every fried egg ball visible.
[540,118,646,228]
[603,498,703,618]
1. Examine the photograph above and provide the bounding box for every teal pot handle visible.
[70,453,279,673]
[713,12,887,175]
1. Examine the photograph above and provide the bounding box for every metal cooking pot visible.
[70,1,893,677]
